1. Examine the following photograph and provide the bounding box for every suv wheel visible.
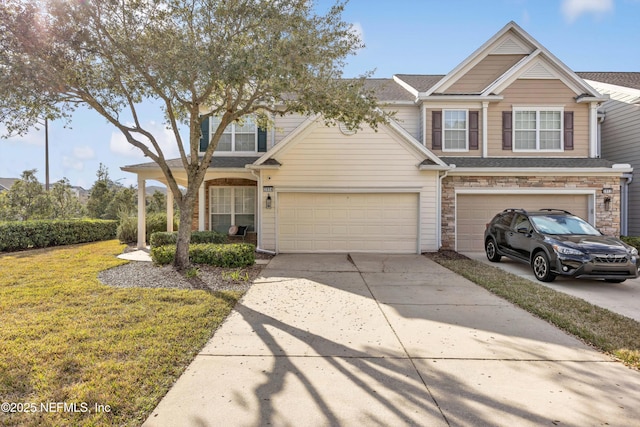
[532,251,556,282]
[485,238,501,262]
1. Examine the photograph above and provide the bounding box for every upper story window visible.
[210,116,257,152]
[513,108,563,151]
[443,110,468,151]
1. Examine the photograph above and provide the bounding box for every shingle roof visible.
[0,178,18,191]
[439,157,617,168]
[363,78,415,102]
[577,72,640,91]
[122,156,260,170]
[393,74,445,93]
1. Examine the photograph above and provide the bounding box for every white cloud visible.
[109,121,181,160]
[73,145,95,160]
[562,0,614,22]
[62,156,85,171]
[350,22,364,46]
[0,124,46,147]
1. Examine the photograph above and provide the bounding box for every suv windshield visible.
[529,214,600,236]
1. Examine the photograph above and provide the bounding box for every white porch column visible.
[137,176,146,249]
[589,102,599,158]
[482,101,489,158]
[166,189,174,233]
[198,182,205,231]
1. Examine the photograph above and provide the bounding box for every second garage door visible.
[277,192,418,253]
[457,193,591,252]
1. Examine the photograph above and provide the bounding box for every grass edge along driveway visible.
[0,240,242,427]
[428,252,640,370]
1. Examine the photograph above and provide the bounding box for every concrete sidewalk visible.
[143,254,640,427]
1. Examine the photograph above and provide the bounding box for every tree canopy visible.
[0,0,387,268]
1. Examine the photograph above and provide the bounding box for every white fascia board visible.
[447,167,632,176]
[576,95,610,103]
[245,164,280,170]
[418,95,504,102]
[385,118,449,167]
[425,22,521,96]
[481,50,542,95]
[253,114,319,165]
[392,75,420,98]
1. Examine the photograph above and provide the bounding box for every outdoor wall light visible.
[266,194,272,209]
[604,196,611,211]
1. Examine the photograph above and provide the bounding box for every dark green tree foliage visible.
[1,170,50,220]
[50,178,84,219]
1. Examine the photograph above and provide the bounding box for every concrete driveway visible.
[467,252,640,322]
[144,254,640,427]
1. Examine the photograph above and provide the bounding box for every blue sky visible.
[1,0,638,189]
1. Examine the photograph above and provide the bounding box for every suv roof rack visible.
[502,208,528,214]
[538,208,573,215]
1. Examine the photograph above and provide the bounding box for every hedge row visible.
[150,230,227,247]
[620,236,640,251]
[0,219,118,252]
[151,243,255,268]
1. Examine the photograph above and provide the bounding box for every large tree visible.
[0,0,386,269]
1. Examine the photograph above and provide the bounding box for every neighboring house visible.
[0,178,19,193]
[576,72,640,236]
[123,21,631,253]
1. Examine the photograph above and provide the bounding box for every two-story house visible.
[123,21,632,253]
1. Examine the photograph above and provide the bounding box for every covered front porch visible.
[121,157,261,249]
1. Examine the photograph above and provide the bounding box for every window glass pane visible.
[514,130,536,149]
[235,214,255,230]
[211,214,232,233]
[540,131,561,149]
[540,111,561,130]
[515,111,536,130]
[444,130,466,150]
[234,188,256,214]
[235,117,255,133]
[234,133,255,151]
[211,188,231,214]
[217,134,232,151]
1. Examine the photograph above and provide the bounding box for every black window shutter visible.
[502,111,512,150]
[469,111,479,150]
[564,111,574,150]
[199,116,210,152]
[257,127,267,152]
[432,111,442,150]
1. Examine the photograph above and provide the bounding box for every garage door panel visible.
[456,193,590,252]
[278,192,418,253]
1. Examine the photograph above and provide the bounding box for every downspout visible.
[621,173,633,236]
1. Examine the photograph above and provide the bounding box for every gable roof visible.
[364,78,416,102]
[576,72,640,91]
[392,22,604,102]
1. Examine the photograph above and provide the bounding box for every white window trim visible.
[211,118,258,153]
[512,106,564,153]
[209,186,257,231]
[442,109,469,152]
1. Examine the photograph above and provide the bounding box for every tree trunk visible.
[174,191,196,271]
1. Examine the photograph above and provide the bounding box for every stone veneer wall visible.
[191,178,257,231]
[440,175,622,250]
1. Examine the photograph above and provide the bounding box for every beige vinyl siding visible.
[487,79,589,157]
[260,121,439,252]
[445,54,526,94]
[390,105,421,140]
[425,109,483,156]
[590,83,640,235]
[273,113,308,146]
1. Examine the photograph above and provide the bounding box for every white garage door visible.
[457,193,591,252]
[278,192,418,253]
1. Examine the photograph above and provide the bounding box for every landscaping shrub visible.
[151,243,255,267]
[150,230,227,247]
[621,236,640,251]
[116,213,180,244]
[0,219,117,252]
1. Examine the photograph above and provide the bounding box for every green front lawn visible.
[0,241,242,427]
